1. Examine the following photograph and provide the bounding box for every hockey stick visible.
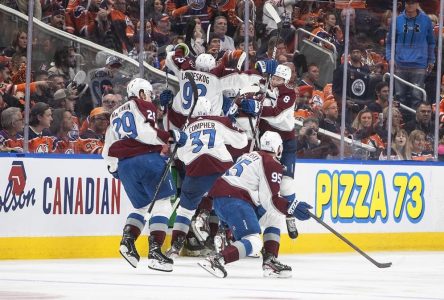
[148,72,199,214]
[249,3,282,152]
[308,211,392,268]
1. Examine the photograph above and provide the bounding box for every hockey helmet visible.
[260,131,283,159]
[192,96,213,117]
[195,53,216,72]
[274,64,292,84]
[127,78,153,99]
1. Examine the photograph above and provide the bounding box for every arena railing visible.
[0,3,180,90]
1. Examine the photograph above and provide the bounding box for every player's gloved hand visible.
[160,89,174,107]
[255,59,278,75]
[227,103,239,123]
[107,166,119,179]
[241,99,261,117]
[169,129,187,147]
[287,199,312,221]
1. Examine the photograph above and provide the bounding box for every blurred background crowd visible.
[0,0,443,160]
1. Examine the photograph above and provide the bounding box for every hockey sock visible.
[209,212,219,237]
[263,227,280,257]
[172,206,195,243]
[125,212,146,235]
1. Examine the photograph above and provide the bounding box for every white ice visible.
[0,252,443,300]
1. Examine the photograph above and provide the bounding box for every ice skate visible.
[198,254,227,278]
[166,235,186,259]
[182,233,205,257]
[119,225,140,268]
[262,250,292,278]
[148,236,173,272]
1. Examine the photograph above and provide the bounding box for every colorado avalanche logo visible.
[351,79,366,97]
[8,161,27,196]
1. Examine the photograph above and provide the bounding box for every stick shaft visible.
[308,212,392,268]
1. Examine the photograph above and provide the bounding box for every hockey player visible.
[166,96,248,260]
[102,78,187,272]
[198,131,312,278]
[240,62,300,264]
[160,48,261,131]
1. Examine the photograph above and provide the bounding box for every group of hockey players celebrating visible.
[102,44,312,278]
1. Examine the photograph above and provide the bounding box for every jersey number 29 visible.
[112,112,138,139]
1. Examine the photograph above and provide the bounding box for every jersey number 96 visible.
[182,82,207,109]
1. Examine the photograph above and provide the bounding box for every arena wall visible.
[1,154,443,259]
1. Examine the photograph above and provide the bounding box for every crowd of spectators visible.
[0,0,443,160]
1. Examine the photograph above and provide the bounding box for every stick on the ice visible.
[308,211,392,268]
[148,72,199,214]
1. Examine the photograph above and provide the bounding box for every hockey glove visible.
[169,130,187,147]
[255,59,278,75]
[227,103,239,123]
[159,89,174,107]
[240,99,261,117]
[107,166,119,179]
[287,199,312,221]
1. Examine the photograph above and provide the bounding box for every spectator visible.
[213,16,235,51]
[377,106,404,143]
[49,7,66,30]
[50,108,77,154]
[298,63,322,90]
[48,47,76,80]
[184,18,206,57]
[152,14,172,47]
[351,107,385,159]
[333,44,372,108]
[379,129,408,160]
[319,99,341,134]
[147,0,165,24]
[11,30,27,57]
[405,102,435,151]
[101,93,120,113]
[368,81,389,114]
[65,0,100,37]
[386,0,435,108]
[80,107,110,142]
[406,129,433,161]
[0,107,23,152]
[28,102,55,153]
[297,117,339,159]
[257,36,286,61]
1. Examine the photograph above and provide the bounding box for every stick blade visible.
[376,262,392,268]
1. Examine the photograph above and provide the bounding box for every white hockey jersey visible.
[209,151,289,216]
[102,99,170,172]
[165,51,262,129]
[260,84,296,141]
[177,116,248,176]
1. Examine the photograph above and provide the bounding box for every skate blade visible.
[263,268,292,278]
[148,259,173,272]
[197,260,227,278]
[119,245,138,268]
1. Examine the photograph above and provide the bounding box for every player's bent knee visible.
[243,234,262,255]
[150,197,173,218]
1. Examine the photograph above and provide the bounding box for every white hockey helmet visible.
[260,131,283,159]
[274,64,292,84]
[127,78,153,99]
[195,53,216,72]
[192,96,213,117]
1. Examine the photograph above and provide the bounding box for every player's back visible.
[173,70,223,117]
[177,116,247,176]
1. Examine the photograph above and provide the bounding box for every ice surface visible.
[0,252,443,300]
